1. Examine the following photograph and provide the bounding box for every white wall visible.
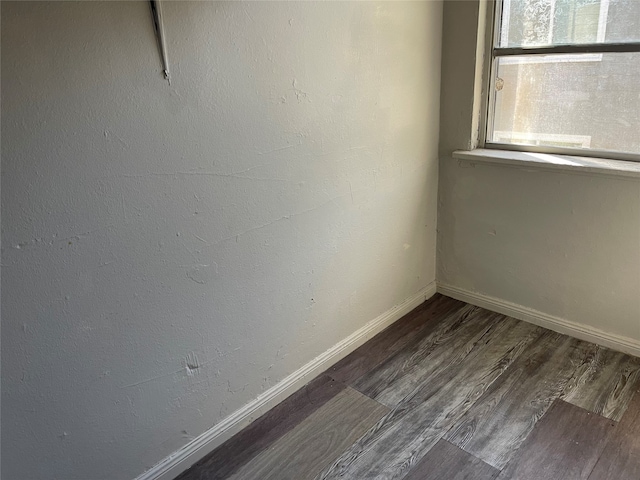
[437,1,640,346]
[438,161,640,341]
[1,1,443,479]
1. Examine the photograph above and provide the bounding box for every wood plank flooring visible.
[319,318,541,480]
[174,374,345,480]
[403,439,499,480]
[227,388,388,480]
[329,295,466,385]
[562,344,640,421]
[496,400,615,480]
[444,330,589,469]
[588,388,640,479]
[176,294,640,480]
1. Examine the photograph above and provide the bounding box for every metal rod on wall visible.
[149,0,171,84]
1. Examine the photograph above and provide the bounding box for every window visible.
[486,0,640,158]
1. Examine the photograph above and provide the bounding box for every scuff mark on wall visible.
[227,380,249,394]
[120,370,182,389]
[103,129,129,149]
[199,192,352,251]
[185,352,200,376]
[291,78,310,102]
[121,193,128,222]
[457,159,476,169]
[118,170,289,183]
[257,142,301,156]
[185,263,217,285]
[193,234,210,245]
[120,350,229,389]
[11,225,115,251]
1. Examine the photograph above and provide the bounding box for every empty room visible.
[2,1,640,479]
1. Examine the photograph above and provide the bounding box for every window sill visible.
[453,149,640,180]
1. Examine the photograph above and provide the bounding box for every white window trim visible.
[493,131,592,148]
[453,148,640,179]
[481,0,640,163]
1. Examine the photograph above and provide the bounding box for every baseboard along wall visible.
[437,283,640,358]
[135,281,438,480]
[137,280,640,480]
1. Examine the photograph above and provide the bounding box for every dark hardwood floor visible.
[175,294,640,480]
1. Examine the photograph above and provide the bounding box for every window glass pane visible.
[500,0,640,47]
[490,52,640,154]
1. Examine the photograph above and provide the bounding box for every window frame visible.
[480,0,640,163]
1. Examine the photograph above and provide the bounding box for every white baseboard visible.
[437,283,640,358]
[135,281,437,480]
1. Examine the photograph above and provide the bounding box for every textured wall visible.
[1,1,443,479]
[438,160,640,340]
